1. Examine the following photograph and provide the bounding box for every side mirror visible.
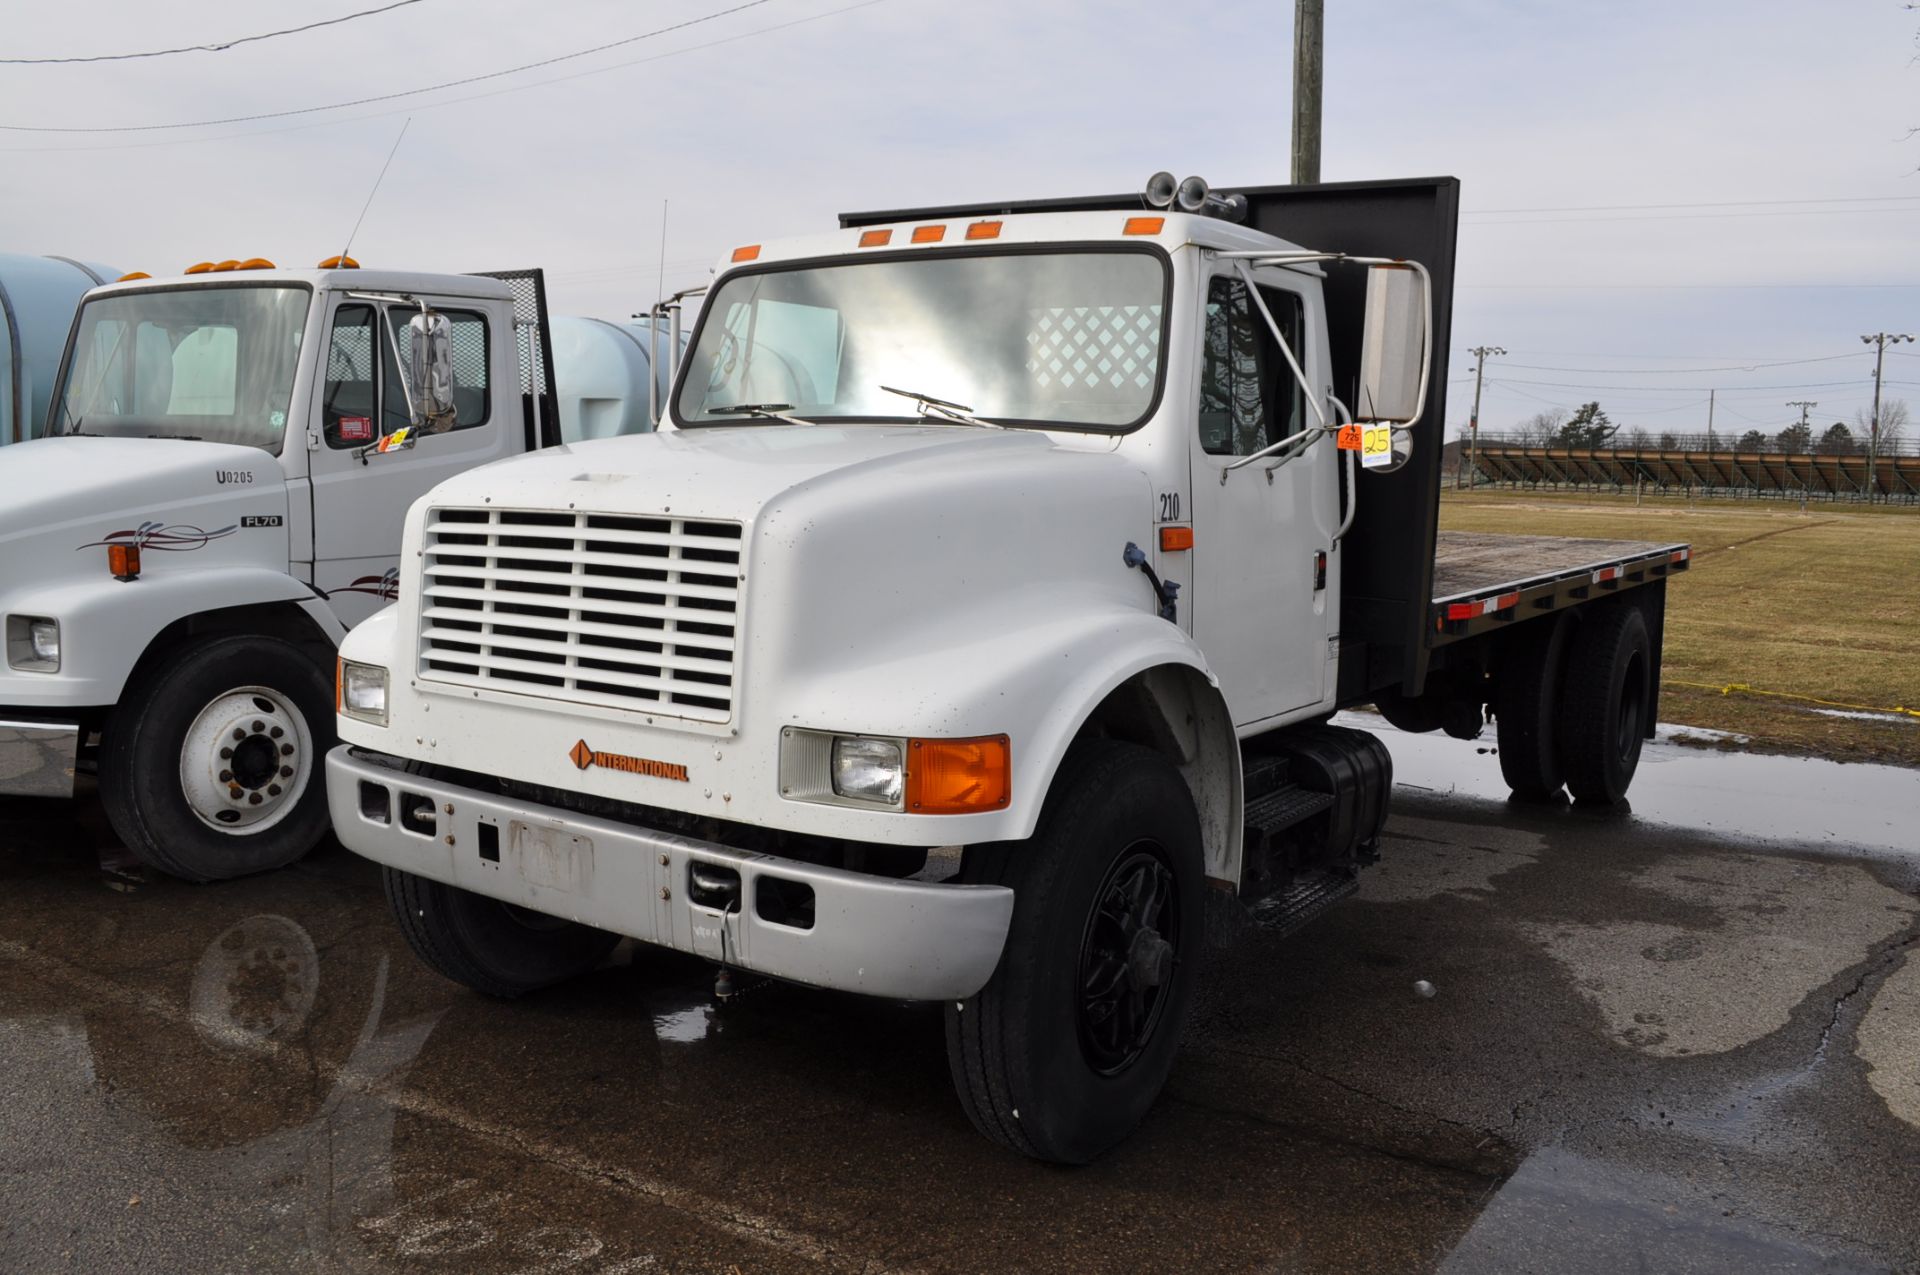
[405,310,457,432]
[1357,264,1427,425]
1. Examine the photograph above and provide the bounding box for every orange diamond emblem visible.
[570,740,594,770]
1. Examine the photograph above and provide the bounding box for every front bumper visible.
[0,718,80,798]
[326,747,1015,1001]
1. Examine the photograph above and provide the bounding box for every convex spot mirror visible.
[1357,264,1427,427]
[406,310,456,432]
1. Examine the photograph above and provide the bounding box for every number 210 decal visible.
[1157,491,1181,522]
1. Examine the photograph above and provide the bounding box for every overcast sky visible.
[4,0,1916,437]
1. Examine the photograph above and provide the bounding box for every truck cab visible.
[0,260,562,880]
[327,176,1684,1162]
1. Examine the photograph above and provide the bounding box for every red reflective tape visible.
[1593,566,1622,584]
[1445,592,1518,622]
[1445,601,1479,621]
[1671,548,1691,563]
[1494,591,1520,611]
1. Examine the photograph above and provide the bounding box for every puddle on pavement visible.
[1437,1146,1888,1273]
[1339,711,1920,857]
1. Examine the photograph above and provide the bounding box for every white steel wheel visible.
[179,686,315,834]
[99,634,337,882]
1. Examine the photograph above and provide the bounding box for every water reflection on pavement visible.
[2,746,1917,1273]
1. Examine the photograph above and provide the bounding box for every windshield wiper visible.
[708,402,818,425]
[877,385,1001,429]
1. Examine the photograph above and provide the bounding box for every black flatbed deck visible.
[1428,531,1690,645]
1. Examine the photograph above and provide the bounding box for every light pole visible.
[1460,345,1505,489]
[1862,332,1914,502]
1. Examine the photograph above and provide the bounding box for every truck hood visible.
[425,423,1079,520]
[0,436,292,591]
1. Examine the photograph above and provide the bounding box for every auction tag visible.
[1360,425,1394,469]
[338,415,373,442]
[1336,423,1363,451]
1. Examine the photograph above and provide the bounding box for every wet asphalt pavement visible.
[3,733,1918,1274]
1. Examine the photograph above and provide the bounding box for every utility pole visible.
[1459,345,1505,489]
[1861,331,1914,503]
[1786,399,1817,446]
[1706,389,1714,451]
[1291,0,1323,184]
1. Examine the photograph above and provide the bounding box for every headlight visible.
[5,616,59,672]
[337,659,389,726]
[831,736,904,805]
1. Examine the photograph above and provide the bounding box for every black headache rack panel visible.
[843,177,1462,700]
[471,269,561,451]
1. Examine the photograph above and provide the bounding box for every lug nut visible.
[280,766,293,779]
[267,784,282,797]
[248,793,263,805]
[219,770,233,783]
[280,744,294,756]
[270,726,284,739]
[251,720,265,732]
[229,786,244,799]
[232,728,246,741]
[219,747,233,760]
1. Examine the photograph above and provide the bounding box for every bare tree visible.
[1514,408,1566,446]
[1624,426,1652,449]
[1856,398,1910,451]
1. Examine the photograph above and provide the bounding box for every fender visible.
[774,604,1244,885]
[0,567,346,711]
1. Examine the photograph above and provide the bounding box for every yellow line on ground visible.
[1666,679,1920,721]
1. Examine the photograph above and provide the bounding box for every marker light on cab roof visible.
[1123,216,1165,236]
[911,225,946,244]
[859,229,892,247]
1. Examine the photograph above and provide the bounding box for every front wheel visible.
[383,868,622,998]
[98,634,335,881]
[944,740,1204,1163]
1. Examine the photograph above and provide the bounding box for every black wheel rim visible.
[1076,840,1181,1076]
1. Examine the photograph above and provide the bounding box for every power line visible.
[0,0,781,133]
[1,0,892,155]
[1,0,425,65]
[1461,282,1920,291]
[1463,194,1920,215]
[1463,206,1920,228]
[1487,353,1861,374]
[1486,376,1872,393]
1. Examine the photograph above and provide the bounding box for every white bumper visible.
[327,746,1015,1001]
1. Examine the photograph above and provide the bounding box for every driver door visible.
[1185,269,1332,727]
[307,296,513,628]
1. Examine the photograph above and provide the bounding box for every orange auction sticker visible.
[1336,424,1363,450]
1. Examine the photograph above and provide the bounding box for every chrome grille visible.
[417,507,742,722]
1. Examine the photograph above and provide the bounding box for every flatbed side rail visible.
[1429,544,1691,646]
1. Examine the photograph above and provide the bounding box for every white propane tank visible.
[550,316,685,443]
[0,254,120,445]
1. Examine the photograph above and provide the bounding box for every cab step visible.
[1249,868,1359,937]
[1244,782,1336,841]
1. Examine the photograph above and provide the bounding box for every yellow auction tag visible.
[1360,424,1393,468]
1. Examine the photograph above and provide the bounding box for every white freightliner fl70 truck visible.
[0,259,579,880]
[326,176,1691,1162]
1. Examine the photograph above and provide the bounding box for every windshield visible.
[49,285,309,449]
[675,249,1167,431]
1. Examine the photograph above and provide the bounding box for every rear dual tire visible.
[1492,602,1651,806]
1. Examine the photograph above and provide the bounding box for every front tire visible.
[944,740,1204,1163]
[98,634,335,882]
[1557,604,1652,806]
[383,868,622,998]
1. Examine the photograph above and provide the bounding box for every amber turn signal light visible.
[108,543,141,581]
[906,736,1011,813]
[1159,526,1194,552]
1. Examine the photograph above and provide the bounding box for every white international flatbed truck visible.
[0,258,580,881]
[324,175,1691,1162]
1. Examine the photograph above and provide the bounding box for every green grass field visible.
[1436,490,1920,767]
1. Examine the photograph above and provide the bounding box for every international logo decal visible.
[569,739,689,782]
